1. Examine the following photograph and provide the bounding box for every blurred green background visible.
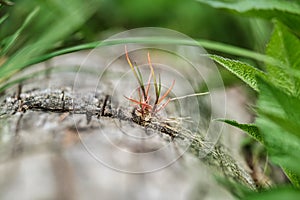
[0,0,271,53]
[0,0,272,90]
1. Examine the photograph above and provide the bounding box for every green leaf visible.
[267,22,300,70]
[211,55,265,91]
[245,186,300,200]
[257,77,300,131]
[282,167,300,188]
[217,119,262,143]
[197,0,300,14]
[265,21,300,97]
[256,77,300,186]
[257,114,300,185]
[259,111,300,139]
[197,0,300,35]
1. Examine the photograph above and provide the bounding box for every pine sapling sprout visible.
[124,46,175,120]
[124,47,209,122]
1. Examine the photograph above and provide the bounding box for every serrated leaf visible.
[265,21,300,97]
[197,0,300,35]
[267,22,300,70]
[211,55,265,91]
[257,77,300,131]
[259,111,300,139]
[197,0,300,14]
[257,77,300,186]
[218,119,262,143]
[282,167,300,188]
[257,115,300,185]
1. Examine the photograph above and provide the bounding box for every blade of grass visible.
[0,37,284,92]
[135,62,143,84]
[155,98,171,113]
[125,46,147,99]
[1,37,280,78]
[145,68,153,97]
[147,52,160,104]
[0,7,39,56]
[0,14,8,26]
[135,64,146,99]
[125,46,142,86]
[124,96,152,109]
[33,37,281,67]
[0,0,99,84]
[158,73,162,97]
[157,80,175,104]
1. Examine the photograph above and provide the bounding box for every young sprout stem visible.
[145,66,153,97]
[124,96,152,109]
[169,92,209,101]
[155,98,171,113]
[147,52,160,104]
[157,80,175,104]
[125,46,176,118]
[125,46,147,100]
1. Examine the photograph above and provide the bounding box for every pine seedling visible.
[124,47,175,121]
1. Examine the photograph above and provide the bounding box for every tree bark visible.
[0,52,256,200]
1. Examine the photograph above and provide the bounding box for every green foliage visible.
[0,35,282,92]
[211,55,265,91]
[217,119,262,143]
[0,0,13,6]
[256,77,300,185]
[283,168,300,189]
[200,0,300,195]
[90,0,257,48]
[0,14,8,25]
[0,7,39,57]
[265,21,300,97]
[197,0,300,15]
[244,187,300,200]
[217,25,300,190]
[0,0,99,88]
[197,0,300,36]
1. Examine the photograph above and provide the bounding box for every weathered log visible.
[0,88,255,197]
[0,52,255,199]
